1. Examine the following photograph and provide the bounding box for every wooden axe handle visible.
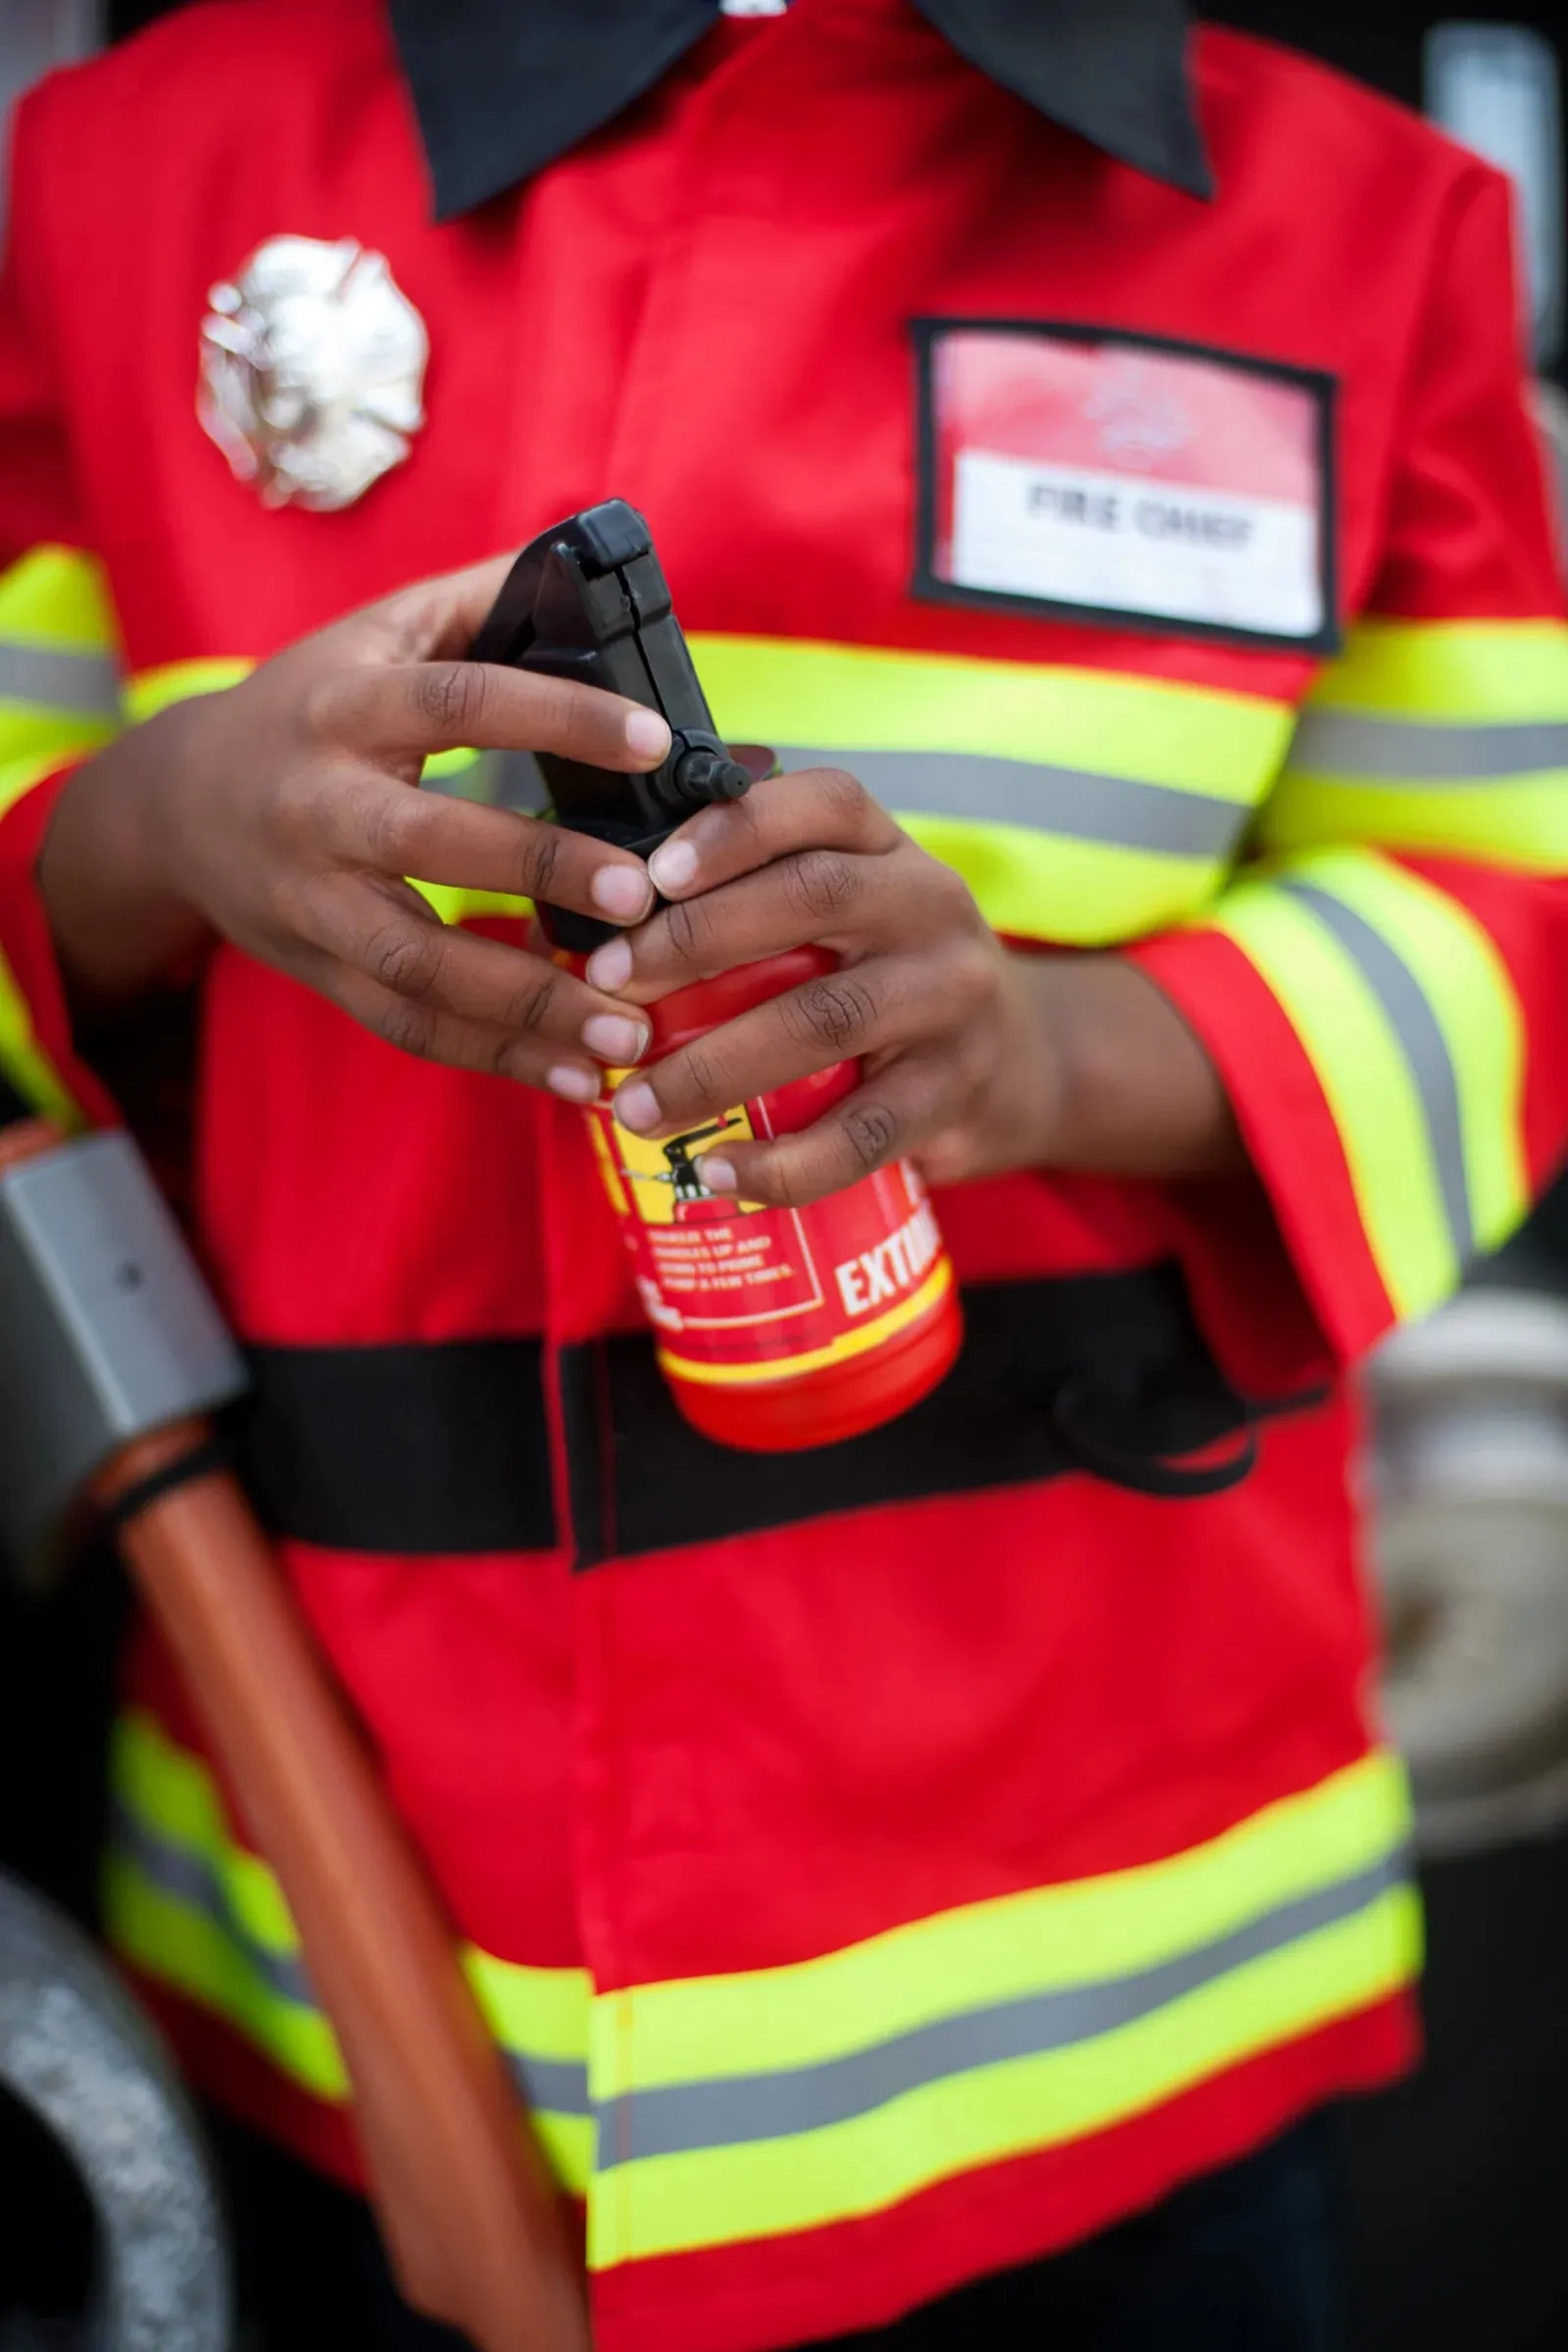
[1,1120,590,2352]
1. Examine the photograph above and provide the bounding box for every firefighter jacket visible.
[0,4,1566,2347]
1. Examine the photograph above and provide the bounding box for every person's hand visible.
[581,765,1241,1203]
[577,767,1060,1202]
[39,559,668,1102]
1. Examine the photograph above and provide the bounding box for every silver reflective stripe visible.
[504,2051,594,2119]
[598,1848,1408,2169]
[1288,710,1568,783]
[424,748,550,811]
[0,638,120,718]
[111,1804,316,2010]
[112,1805,595,2117]
[771,747,1249,860]
[1280,879,1472,1263]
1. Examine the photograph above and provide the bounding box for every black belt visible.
[238,1262,1322,1568]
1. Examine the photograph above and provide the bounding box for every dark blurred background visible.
[2,2,1567,2345]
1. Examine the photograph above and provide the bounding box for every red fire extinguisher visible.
[471,501,962,1450]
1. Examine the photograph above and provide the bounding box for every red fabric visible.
[2,7,1559,2346]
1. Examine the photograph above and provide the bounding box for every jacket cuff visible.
[0,758,118,1129]
[1127,925,1396,1372]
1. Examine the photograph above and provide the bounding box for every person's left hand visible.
[579,766,1062,1205]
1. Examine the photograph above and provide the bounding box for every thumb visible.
[364,555,518,665]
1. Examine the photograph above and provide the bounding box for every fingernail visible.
[591,865,652,920]
[585,938,633,991]
[613,1079,660,1133]
[582,1013,648,1064]
[648,838,699,894]
[547,1063,600,1102]
[625,709,671,760]
[699,1155,737,1193]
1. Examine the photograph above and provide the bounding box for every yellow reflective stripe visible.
[466,1947,593,2069]
[1214,880,1452,1315]
[690,634,1291,793]
[1306,618,1568,719]
[1212,852,1527,1317]
[0,943,82,1126]
[113,1713,296,1953]
[122,658,253,722]
[587,1752,1414,2267]
[107,1712,593,2190]
[105,1850,349,2099]
[591,1886,1417,2267]
[0,545,117,654]
[900,814,1221,946]
[423,745,481,780]
[1258,771,1568,873]
[410,882,534,924]
[689,636,1290,943]
[1303,855,1527,1260]
[597,1751,1405,2094]
[1261,620,1568,870]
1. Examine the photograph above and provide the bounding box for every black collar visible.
[389,0,1211,223]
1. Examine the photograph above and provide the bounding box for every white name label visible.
[951,450,1323,639]
[921,327,1333,647]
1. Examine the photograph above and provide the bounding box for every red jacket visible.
[1,5,1565,2348]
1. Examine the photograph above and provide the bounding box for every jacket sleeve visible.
[0,81,124,1130]
[1129,162,1568,1365]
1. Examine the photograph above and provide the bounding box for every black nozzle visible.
[469,501,757,948]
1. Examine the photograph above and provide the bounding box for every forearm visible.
[36,705,215,1008]
[1011,952,1244,1179]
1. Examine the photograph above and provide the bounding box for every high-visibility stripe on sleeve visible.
[1260,618,1568,872]
[0,943,81,1128]
[1210,848,1529,1321]
[0,545,121,764]
[105,1711,595,2193]
[692,635,1292,944]
[0,550,123,1123]
[122,657,253,722]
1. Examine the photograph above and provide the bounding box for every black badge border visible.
[909,317,1343,659]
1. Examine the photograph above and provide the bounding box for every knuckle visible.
[929,857,981,925]
[500,964,560,1035]
[527,673,580,748]
[785,848,858,922]
[816,766,871,828]
[662,893,714,970]
[844,1099,902,1172]
[300,670,350,743]
[375,997,439,1060]
[365,918,444,1000]
[946,936,999,1011]
[416,661,487,743]
[514,820,562,902]
[675,1038,727,1111]
[270,760,327,848]
[788,972,876,1053]
[359,790,422,873]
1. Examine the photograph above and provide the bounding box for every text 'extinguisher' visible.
[470,500,963,1450]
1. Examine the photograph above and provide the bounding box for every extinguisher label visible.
[586,1083,953,1385]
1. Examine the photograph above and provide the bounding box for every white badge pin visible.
[198,236,428,512]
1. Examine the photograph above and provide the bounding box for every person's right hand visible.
[37,557,670,1102]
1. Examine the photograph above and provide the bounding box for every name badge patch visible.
[913,321,1338,652]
